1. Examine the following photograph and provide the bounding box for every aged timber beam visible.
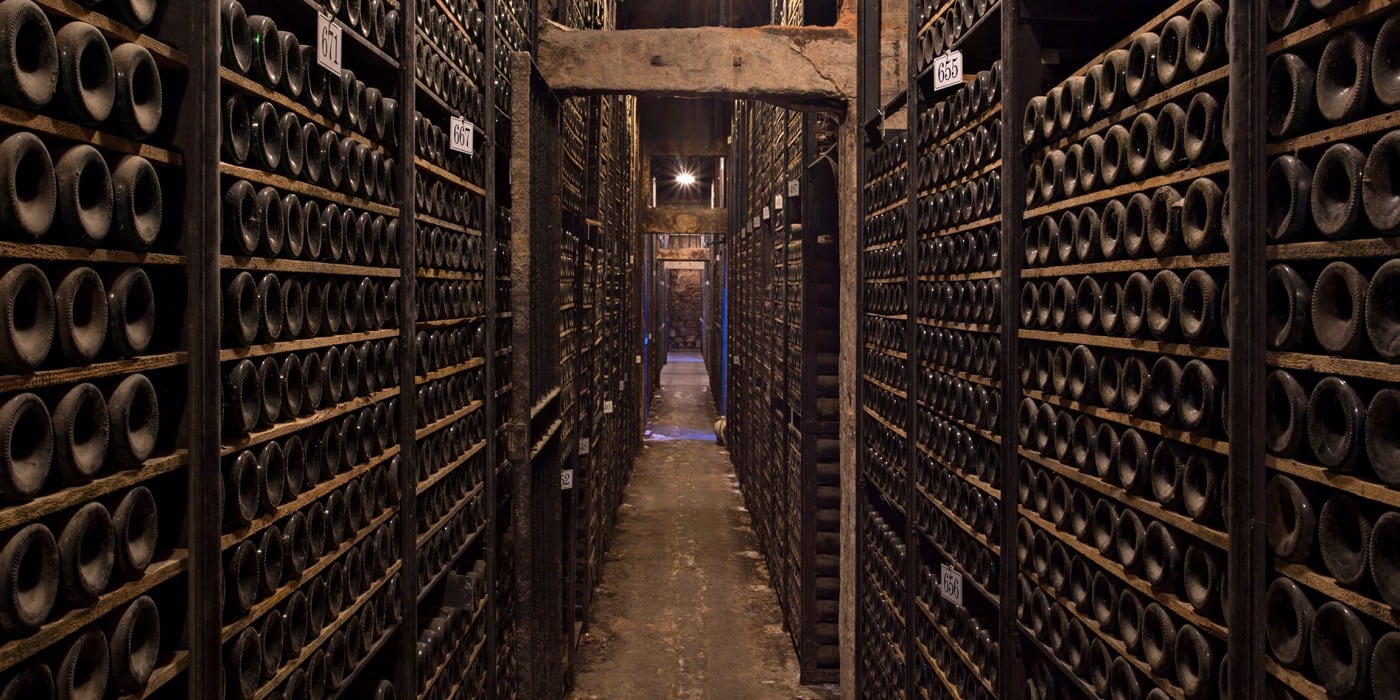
[536,21,856,111]
[656,247,711,262]
[641,207,727,235]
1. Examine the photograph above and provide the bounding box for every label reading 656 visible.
[933,50,964,91]
[940,564,963,605]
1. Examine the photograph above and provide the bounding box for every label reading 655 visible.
[933,50,964,91]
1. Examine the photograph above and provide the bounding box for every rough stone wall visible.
[667,269,704,349]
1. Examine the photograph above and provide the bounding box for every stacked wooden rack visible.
[857,0,1400,698]
[0,0,643,699]
[727,91,843,682]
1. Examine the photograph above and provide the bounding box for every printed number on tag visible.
[450,116,475,155]
[603,400,614,414]
[933,50,964,91]
[940,564,964,605]
[316,13,342,73]
[560,469,574,490]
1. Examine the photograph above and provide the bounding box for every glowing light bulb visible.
[676,171,697,186]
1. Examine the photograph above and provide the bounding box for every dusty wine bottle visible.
[107,594,159,693]
[0,132,57,240]
[106,267,154,358]
[0,523,58,635]
[110,156,162,251]
[111,485,156,580]
[55,627,110,700]
[110,44,161,140]
[1309,602,1373,700]
[55,22,114,126]
[58,502,114,604]
[0,0,58,111]
[107,373,158,467]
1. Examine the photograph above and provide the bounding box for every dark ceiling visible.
[617,0,771,29]
[639,97,731,156]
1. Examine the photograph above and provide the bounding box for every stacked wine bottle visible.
[858,124,910,698]
[1259,2,1400,698]
[908,58,1004,700]
[1017,2,1232,697]
[411,0,496,695]
[0,1,188,697]
[218,0,403,697]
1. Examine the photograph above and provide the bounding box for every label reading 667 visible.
[450,116,475,155]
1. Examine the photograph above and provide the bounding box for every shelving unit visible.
[857,0,1400,698]
[0,0,640,698]
[725,28,843,677]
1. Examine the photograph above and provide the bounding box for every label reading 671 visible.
[316,12,342,73]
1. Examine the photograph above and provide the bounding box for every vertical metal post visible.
[1226,0,1267,698]
[850,0,883,696]
[999,2,1038,697]
[185,1,221,697]
[901,0,919,693]
[395,0,420,696]
[483,0,501,691]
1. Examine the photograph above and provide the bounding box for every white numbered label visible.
[560,469,574,490]
[774,194,784,211]
[316,13,342,74]
[450,116,475,155]
[933,50,964,91]
[634,355,642,364]
[578,438,589,456]
[762,206,771,220]
[940,564,964,605]
[788,179,801,197]
[603,400,614,414]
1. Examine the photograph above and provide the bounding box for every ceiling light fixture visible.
[676,171,697,187]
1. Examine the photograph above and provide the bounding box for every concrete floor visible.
[569,352,839,700]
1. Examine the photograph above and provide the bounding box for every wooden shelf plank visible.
[0,351,186,394]
[220,163,400,217]
[1019,329,1230,362]
[219,255,399,278]
[0,452,187,533]
[220,329,398,363]
[252,561,401,700]
[219,446,400,550]
[415,440,487,497]
[221,508,397,645]
[0,552,187,672]
[0,240,185,266]
[33,0,186,66]
[415,158,486,196]
[220,387,400,456]
[1020,507,1228,640]
[1026,161,1229,220]
[1022,251,1230,279]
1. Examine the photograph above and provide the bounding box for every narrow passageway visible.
[570,352,838,700]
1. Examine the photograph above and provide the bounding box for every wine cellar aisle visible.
[568,352,835,700]
[13,0,1400,698]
